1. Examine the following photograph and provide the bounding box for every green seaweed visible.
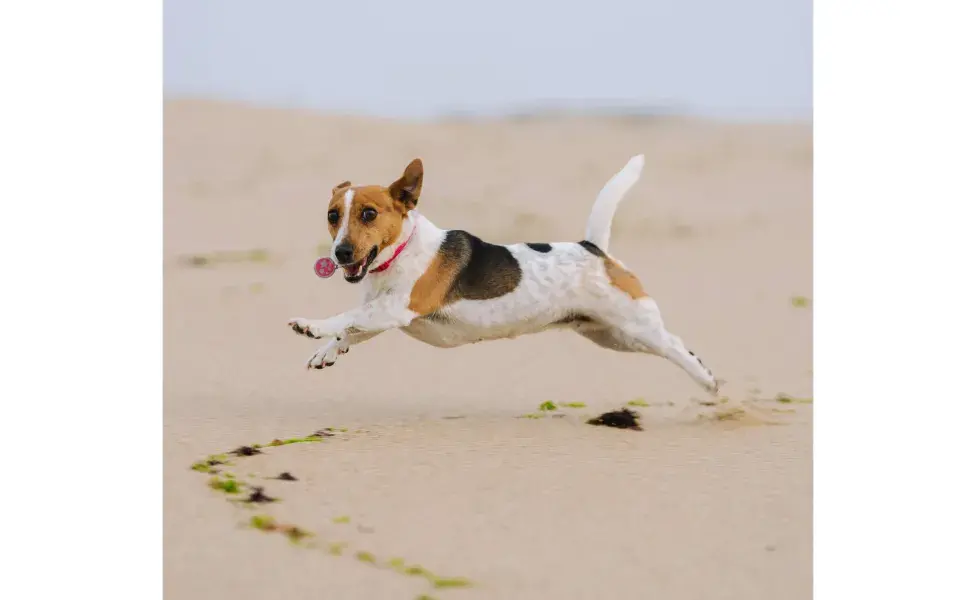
[430,576,473,589]
[404,565,433,578]
[775,393,812,404]
[250,515,277,532]
[283,525,312,543]
[269,436,323,447]
[518,413,544,419]
[559,402,587,409]
[626,398,650,407]
[196,429,478,590]
[538,401,558,412]
[182,248,271,268]
[209,477,241,494]
[790,295,810,308]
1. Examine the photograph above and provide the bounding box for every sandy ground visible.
[164,100,812,600]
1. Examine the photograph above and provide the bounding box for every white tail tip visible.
[583,154,646,251]
[624,154,645,174]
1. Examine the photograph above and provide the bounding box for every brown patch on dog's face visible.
[604,258,647,299]
[325,160,424,282]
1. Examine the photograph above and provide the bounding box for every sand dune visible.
[164,99,811,599]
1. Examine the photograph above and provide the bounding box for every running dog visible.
[289,155,719,393]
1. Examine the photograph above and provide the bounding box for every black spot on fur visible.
[578,240,606,257]
[442,230,522,301]
[526,242,552,253]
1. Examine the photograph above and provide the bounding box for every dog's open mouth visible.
[340,246,378,283]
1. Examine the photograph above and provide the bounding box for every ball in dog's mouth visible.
[341,246,378,283]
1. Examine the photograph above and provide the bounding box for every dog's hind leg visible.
[579,298,719,394]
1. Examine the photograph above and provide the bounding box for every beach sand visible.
[164,99,812,600]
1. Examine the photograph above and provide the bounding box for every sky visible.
[164,0,811,121]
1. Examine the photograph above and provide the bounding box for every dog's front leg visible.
[289,297,416,340]
[305,330,382,370]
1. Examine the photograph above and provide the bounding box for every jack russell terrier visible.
[289,155,719,394]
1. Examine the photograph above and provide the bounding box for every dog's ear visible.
[332,181,352,196]
[388,159,423,210]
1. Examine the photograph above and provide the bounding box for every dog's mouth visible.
[340,246,378,283]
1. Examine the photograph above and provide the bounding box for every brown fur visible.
[327,161,423,264]
[604,258,647,299]
[408,250,464,315]
[389,159,423,209]
[408,230,522,315]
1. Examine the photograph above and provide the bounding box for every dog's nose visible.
[334,243,354,264]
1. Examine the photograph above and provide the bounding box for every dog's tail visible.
[583,154,645,253]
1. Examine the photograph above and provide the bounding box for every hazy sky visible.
[164,0,811,120]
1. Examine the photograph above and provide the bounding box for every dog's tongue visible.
[314,257,337,278]
[343,260,366,277]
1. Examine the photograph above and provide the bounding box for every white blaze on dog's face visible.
[326,159,423,283]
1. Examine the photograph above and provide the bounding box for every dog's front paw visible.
[306,336,350,370]
[288,318,326,339]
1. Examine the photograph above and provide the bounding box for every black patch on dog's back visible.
[578,240,606,257]
[526,242,553,253]
[442,230,522,301]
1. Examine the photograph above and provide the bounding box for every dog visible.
[289,155,719,394]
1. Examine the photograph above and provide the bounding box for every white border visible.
[1,2,161,599]
[816,1,976,599]
[3,1,975,598]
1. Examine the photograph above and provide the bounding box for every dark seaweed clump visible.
[232,445,262,457]
[587,409,643,431]
[244,487,277,504]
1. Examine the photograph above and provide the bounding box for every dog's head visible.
[326,159,423,283]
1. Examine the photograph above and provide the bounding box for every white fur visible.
[291,155,718,393]
[584,154,644,252]
[330,187,356,261]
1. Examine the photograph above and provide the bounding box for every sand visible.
[164,99,812,600]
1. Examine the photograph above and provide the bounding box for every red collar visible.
[369,225,416,274]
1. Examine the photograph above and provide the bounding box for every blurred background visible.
[164,3,812,599]
[165,0,811,120]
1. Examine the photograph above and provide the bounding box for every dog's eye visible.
[361,208,377,223]
[327,209,340,225]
